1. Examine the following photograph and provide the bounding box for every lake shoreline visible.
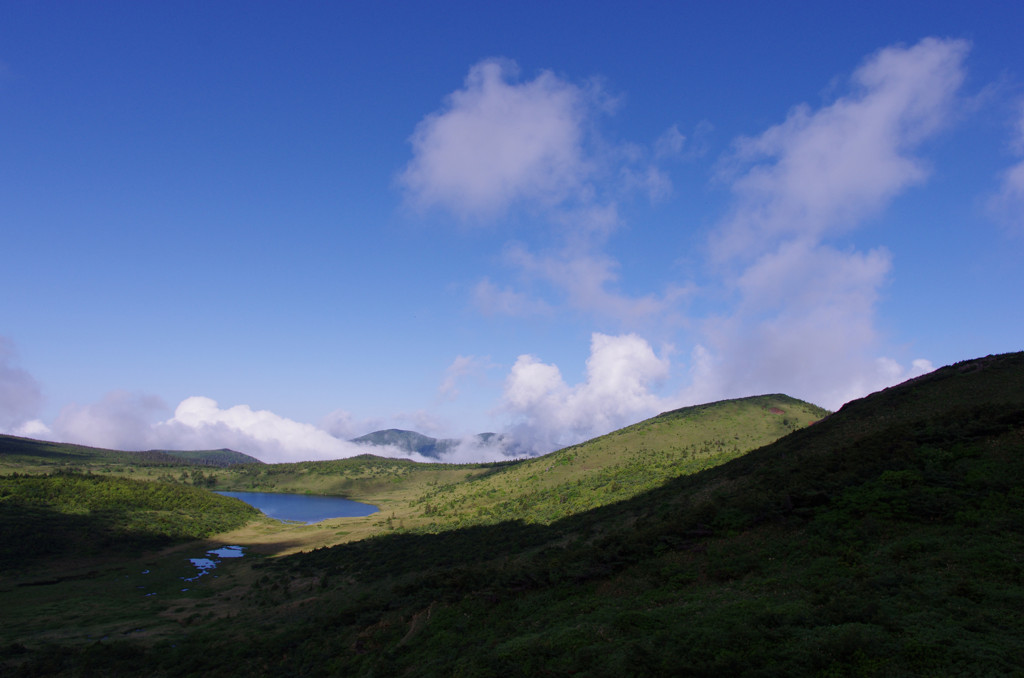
[215,490,379,524]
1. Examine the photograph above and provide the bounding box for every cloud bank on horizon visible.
[1,34,1020,463]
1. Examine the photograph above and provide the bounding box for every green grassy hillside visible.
[0,434,185,471]
[0,434,261,473]
[1,395,825,540]
[2,354,1020,675]
[0,472,261,571]
[408,394,828,529]
[201,393,825,533]
[149,448,263,467]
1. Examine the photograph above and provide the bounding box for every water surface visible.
[216,490,378,523]
[181,545,247,586]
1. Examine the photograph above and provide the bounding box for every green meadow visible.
[1,353,1022,676]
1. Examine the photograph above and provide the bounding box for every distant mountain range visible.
[350,429,522,459]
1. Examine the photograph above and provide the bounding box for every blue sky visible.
[2,2,1022,462]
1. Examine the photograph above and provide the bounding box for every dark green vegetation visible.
[210,452,504,496]
[151,448,263,467]
[0,473,260,570]
[2,352,1022,676]
[0,434,262,473]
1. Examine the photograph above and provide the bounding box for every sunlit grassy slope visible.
[407,394,828,528]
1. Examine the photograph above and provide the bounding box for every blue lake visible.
[216,490,379,524]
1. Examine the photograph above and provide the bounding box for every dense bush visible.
[0,472,259,569]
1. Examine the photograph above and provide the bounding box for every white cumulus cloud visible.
[501,333,671,453]
[48,393,446,464]
[401,59,695,326]
[399,58,592,220]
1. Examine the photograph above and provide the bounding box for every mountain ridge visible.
[351,428,521,459]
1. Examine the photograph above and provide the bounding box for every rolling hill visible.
[2,352,1021,676]
[408,393,829,529]
[197,393,827,533]
[153,448,263,467]
[0,434,262,471]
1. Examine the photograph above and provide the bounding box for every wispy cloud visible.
[503,242,689,325]
[684,242,932,409]
[438,354,497,400]
[401,59,691,324]
[421,39,969,450]
[654,124,687,159]
[714,37,969,259]
[989,101,1024,233]
[0,336,47,437]
[687,38,967,410]
[473,278,553,317]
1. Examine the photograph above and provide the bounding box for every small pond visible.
[181,545,246,585]
[216,490,379,524]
